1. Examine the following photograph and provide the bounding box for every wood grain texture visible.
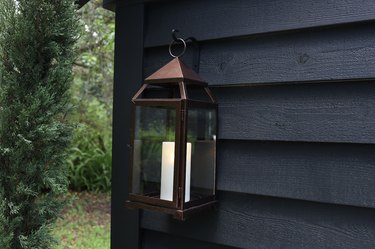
[144,0,375,47]
[142,192,375,249]
[217,140,375,208]
[111,3,143,249]
[144,23,375,85]
[213,82,375,143]
[142,230,239,249]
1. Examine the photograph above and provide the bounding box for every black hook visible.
[171,29,197,44]
[171,29,180,42]
[170,29,201,73]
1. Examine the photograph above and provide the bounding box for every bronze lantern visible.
[126,54,218,220]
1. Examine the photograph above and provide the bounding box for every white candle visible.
[185,142,192,202]
[160,142,174,201]
[160,142,192,202]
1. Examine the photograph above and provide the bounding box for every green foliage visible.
[0,189,12,249]
[67,99,112,192]
[66,1,114,192]
[74,0,114,106]
[0,0,78,248]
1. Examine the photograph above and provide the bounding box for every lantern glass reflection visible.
[132,106,176,199]
[186,108,216,202]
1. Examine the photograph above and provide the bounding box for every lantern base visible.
[125,199,217,221]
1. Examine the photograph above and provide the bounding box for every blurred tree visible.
[74,0,114,109]
[67,0,115,192]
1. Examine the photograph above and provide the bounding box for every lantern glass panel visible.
[132,105,177,201]
[186,107,217,203]
[186,85,211,102]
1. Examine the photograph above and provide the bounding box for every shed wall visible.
[112,0,375,248]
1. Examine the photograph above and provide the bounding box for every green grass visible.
[53,192,110,249]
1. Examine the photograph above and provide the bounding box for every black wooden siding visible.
[112,0,375,248]
[111,3,142,249]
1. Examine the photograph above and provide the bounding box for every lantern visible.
[126,42,217,220]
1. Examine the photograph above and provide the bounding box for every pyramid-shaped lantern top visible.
[145,58,206,85]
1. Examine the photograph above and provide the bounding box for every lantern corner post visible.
[177,98,189,210]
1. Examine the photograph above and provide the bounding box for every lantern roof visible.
[145,58,206,84]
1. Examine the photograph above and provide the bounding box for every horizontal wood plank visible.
[144,0,375,48]
[142,230,238,249]
[213,82,375,143]
[217,140,375,208]
[142,192,375,249]
[144,23,375,85]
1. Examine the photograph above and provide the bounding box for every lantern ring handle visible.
[169,38,186,58]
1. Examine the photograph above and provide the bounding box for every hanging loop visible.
[169,29,200,72]
[169,37,187,58]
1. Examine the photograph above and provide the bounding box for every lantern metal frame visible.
[125,58,218,220]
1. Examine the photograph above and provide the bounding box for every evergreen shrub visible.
[0,1,78,248]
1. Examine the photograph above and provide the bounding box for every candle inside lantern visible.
[160,142,191,202]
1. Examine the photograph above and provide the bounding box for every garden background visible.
[56,1,114,248]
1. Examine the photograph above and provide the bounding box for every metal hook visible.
[171,29,180,42]
[170,29,201,72]
[171,29,196,44]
